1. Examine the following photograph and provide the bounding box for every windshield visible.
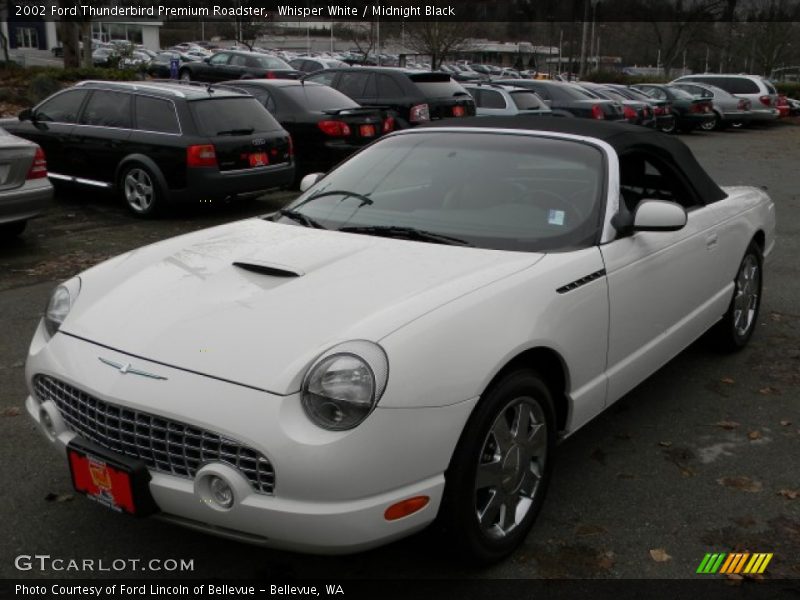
[282,84,359,111]
[277,132,605,252]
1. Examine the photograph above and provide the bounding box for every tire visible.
[179,69,191,82]
[712,242,763,351]
[120,164,164,218]
[701,112,720,131]
[659,118,677,134]
[439,370,556,564]
[0,220,27,238]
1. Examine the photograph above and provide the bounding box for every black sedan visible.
[493,79,625,121]
[178,50,302,83]
[632,84,715,133]
[575,82,656,128]
[604,85,676,133]
[221,80,393,183]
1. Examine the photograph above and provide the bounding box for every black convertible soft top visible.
[421,116,727,204]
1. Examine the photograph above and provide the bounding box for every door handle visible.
[706,233,718,250]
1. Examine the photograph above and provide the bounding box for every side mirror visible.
[203,57,211,63]
[18,108,33,121]
[633,199,687,232]
[299,172,324,193]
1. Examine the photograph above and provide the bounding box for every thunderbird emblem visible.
[98,357,167,380]
[252,138,266,145]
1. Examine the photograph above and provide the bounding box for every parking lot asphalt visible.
[1,122,798,581]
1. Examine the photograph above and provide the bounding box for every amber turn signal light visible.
[384,496,429,521]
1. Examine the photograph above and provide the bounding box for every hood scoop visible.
[233,260,304,278]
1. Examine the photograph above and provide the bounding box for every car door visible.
[205,52,232,81]
[600,152,729,402]
[15,88,89,180]
[69,89,133,185]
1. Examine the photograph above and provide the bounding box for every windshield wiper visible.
[338,225,472,246]
[216,128,255,136]
[298,189,374,209]
[276,208,326,229]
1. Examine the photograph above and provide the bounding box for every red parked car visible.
[776,95,791,118]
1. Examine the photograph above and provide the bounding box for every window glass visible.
[189,97,282,135]
[281,132,605,252]
[337,72,369,97]
[511,91,545,110]
[306,71,337,86]
[79,91,132,128]
[135,96,180,133]
[479,89,507,109]
[619,153,696,211]
[35,90,88,123]
[209,53,229,65]
[377,75,404,98]
[282,85,359,110]
[231,55,248,67]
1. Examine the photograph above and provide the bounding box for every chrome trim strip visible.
[75,177,112,188]
[556,269,607,294]
[47,172,72,181]
[219,163,292,176]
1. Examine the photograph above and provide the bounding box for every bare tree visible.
[643,0,726,77]
[335,22,379,63]
[0,0,10,63]
[403,22,477,70]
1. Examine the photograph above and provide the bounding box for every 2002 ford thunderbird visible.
[26,117,775,563]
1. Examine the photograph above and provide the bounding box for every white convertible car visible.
[25,117,775,563]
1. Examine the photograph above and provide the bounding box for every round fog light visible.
[209,475,234,509]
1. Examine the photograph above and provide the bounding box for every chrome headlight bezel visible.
[301,340,389,431]
[44,277,80,338]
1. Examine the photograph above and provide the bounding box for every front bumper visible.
[25,326,476,553]
[0,178,53,225]
[170,162,295,203]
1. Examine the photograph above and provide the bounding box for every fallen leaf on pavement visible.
[716,420,741,430]
[658,441,672,447]
[720,377,736,384]
[44,493,74,503]
[717,476,763,493]
[748,430,762,441]
[778,489,799,500]
[780,420,791,427]
[597,551,615,570]
[649,548,672,562]
[617,472,637,480]
[758,386,781,395]
[575,524,608,537]
[731,515,757,527]
[590,448,606,465]
[1,407,21,417]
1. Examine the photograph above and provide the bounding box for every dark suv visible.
[1,81,294,216]
[302,67,476,128]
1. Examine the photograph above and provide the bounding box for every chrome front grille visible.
[33,375,275,495]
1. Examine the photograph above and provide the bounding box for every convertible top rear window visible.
[282,131,605,252]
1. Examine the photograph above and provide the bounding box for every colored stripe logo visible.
[696,552,773,574]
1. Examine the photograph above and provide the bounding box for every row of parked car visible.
[0,61,794,237]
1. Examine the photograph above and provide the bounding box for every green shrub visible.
[774,81,800,97]
[27,73,62,103]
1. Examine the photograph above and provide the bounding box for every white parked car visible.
[25,118,775,563]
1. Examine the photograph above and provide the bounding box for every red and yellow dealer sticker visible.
[696,552,773,574]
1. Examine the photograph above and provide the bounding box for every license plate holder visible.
[67,439,158,517]
[249,152,269,167]
[452,106,466,117]
[359,124,376,137]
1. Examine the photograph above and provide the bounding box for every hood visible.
[65,219,542,394]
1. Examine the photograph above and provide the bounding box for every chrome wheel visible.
[475,397,547,540]
[124,168,155,213]
[733,254,760,337]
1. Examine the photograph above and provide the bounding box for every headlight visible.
[44,277,80,337]
[302,341,389,431]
